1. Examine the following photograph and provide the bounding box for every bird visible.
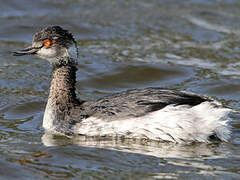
[13,26,231,143]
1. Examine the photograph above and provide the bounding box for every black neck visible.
[52,58,77,71]
[49,60,79,109]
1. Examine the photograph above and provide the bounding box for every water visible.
[0,0,240,179]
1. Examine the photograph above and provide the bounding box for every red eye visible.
[44,39,51,47]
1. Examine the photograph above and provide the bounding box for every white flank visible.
[73,101,231,143]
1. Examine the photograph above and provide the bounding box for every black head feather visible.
[33,26,76,48]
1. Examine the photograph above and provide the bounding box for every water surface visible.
[1,0,240,179]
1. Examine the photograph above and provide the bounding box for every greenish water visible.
[0,0,240,179]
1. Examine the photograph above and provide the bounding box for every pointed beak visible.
[12,46,40,56]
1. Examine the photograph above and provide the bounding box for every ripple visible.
[1,0,240,179]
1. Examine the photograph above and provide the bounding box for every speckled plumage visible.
[13,26,232,143]
[33,26,76,49]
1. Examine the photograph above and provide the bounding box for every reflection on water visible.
[1,132,237,180]
[41,133,227,158]
[1,0,240,179]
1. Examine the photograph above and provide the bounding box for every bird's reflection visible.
[42,132,226,159]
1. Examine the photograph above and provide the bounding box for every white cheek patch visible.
[37,43,78,63]
[70,44,78,59]
[66,44,78,59]
[37,47,58,62]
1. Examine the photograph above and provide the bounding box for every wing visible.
[74,87,211,120]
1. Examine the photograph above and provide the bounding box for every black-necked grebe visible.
[13,26,231,143]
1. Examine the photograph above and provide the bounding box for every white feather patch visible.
[73,101,231,143]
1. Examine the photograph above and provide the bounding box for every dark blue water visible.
[0,0,240,179]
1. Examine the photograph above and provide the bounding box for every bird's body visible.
[13,26,231,143]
